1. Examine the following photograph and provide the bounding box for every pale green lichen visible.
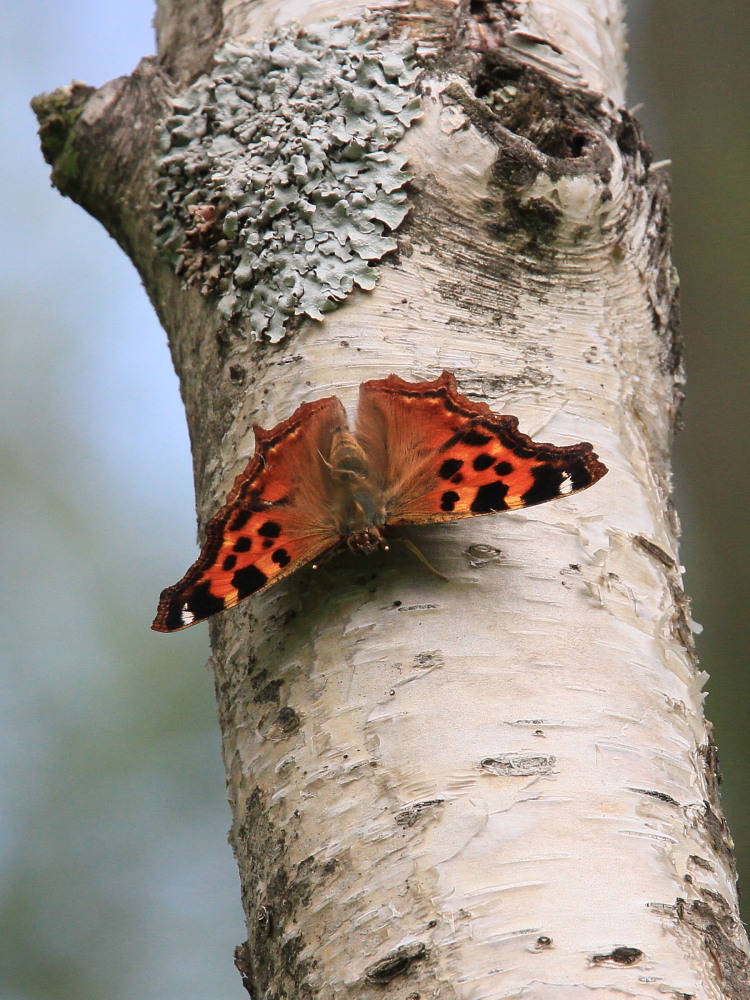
[155,20,422,342]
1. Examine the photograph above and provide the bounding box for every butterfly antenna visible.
[527,399,571,438]
[393,537,449,582]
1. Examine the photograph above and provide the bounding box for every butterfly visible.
[152,371,607,631]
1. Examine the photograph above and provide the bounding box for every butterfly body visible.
[324,427,388,551]
[152,371,607,632]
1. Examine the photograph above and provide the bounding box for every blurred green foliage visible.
[1,2,245,998]
[628,0,750,895]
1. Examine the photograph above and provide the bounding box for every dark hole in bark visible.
[473,57,596,160]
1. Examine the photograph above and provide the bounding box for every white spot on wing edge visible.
[181,606,196,626]
[559,473,574,495]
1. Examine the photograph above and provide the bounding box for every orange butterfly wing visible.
[152,396,347,632]
[355,371,607,525]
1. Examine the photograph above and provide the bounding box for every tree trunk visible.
[33,0,750,997]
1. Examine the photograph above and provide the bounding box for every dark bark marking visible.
[364,942,427,984]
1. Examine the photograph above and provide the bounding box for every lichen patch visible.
[155,20,422,342]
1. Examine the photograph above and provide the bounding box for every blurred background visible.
[1,2,747,998]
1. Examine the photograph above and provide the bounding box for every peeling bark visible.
[34,0,750,997]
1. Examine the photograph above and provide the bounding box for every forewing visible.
[356,371,607,526]
[152,395,347,632]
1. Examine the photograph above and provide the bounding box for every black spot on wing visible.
[462,428,492,447]
[522,464,565,506]
[258,520,282,538]
[163,601,189,633]
[441,490,460,512]
[494,461,513,476]
[472,453,494,472]
[231,563,269,599]
[234,536,252,553]
[262,538,274,549]
[230,510,251,532]
[470,481,509,513]
[570,463,595,490]
[179,580,226,628]
[222,554,237,571]
[271,548,291,567]
[439,458,463,479]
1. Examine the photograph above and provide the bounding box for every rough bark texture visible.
[34,1,750,997]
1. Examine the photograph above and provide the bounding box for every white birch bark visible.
[34,0,750,997]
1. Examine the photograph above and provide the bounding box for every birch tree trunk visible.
[33,0,750,997]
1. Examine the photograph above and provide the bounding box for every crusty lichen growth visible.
[155,20,422,343]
